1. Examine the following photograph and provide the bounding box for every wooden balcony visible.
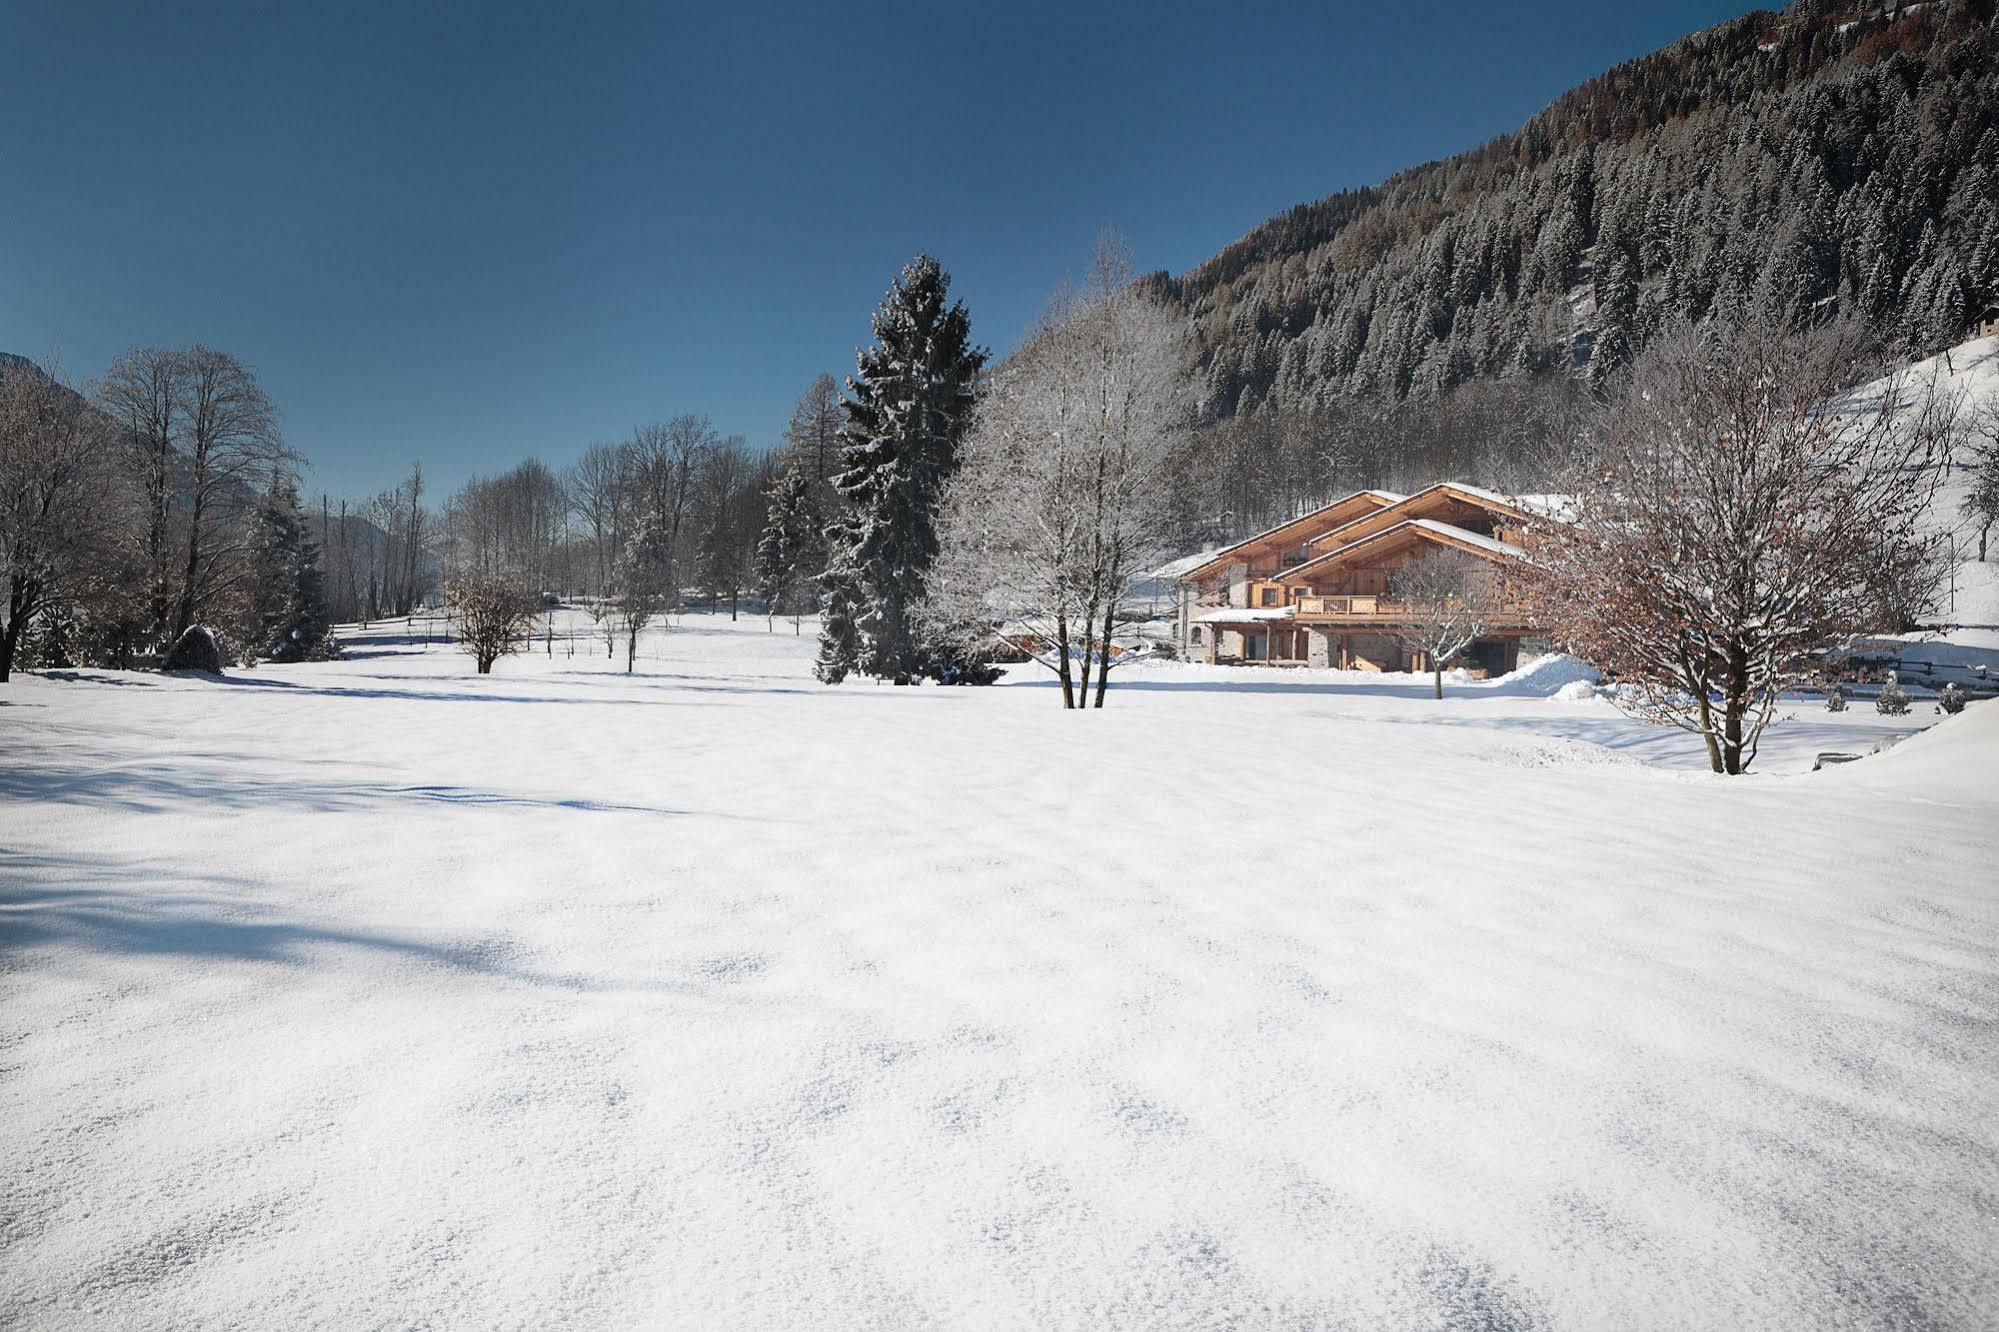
[1294,594,1386,618]
[1293,595,1537,628]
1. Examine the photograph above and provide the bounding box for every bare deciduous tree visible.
[446,566,541,674]
[0,357,119,681]
[628,414,716,606]
[1390,548,1499,699]
[95,347,184,646]
[1530,317,1960,775]
[1959,396,1999,562]
[170,347,288,641]
[568,442,628,596]
[929,236,1191,708]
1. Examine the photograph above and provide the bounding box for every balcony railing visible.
[1294,595,1536,626]
[1294,595,1385,617]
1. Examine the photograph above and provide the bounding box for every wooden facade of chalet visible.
[1175,483,1549,674]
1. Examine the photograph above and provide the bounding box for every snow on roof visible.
[1146,548,1230,581]
[1426,481,1539,513]
[1275,518,1532,578]
[1194,605,1296,623]
[1406,518,1531,560]
[1175,490,1409,580]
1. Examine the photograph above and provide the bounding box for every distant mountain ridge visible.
[1150,0,1999,419]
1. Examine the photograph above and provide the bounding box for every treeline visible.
[435,420,775,615]
[1159,0,1999,421]
[0,333,825,680]
[0,347,331,679]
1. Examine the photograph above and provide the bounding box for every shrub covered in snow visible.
[1937,682,1966,715]
[1875,673,1909,716]
[1824,684,1847,713]
[161,625,224,675]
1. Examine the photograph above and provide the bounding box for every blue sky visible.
[0,1,1760,500]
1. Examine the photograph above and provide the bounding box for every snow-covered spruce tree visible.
[754,460,824,634]
[446,566,540,674]
[1529,316,1958,776]
[813,528,864,683]
[821,254,987,684]
[1824,684,1847,713]
[926,237,1190,707]
[1390,549,1498,700]
[1937,682,1966,716]
[609,513,670,673]
[245,467,333,662]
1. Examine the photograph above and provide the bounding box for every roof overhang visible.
[1275,519,1529,584]
[1302,482,1537,554]
[1176,490,1405,584]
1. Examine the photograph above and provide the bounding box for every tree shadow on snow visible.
[204,674,722,707]
[1008,674,1463,702]
[0,750,732,819]
[0,850,738,1000]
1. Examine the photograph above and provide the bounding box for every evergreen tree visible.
[246,469,333,662]
[821,254,987,683]
[1875,672,1910,717]
[754,461,825,632]
[814,524,865,683]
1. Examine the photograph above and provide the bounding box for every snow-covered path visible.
[4,614,1996,1329]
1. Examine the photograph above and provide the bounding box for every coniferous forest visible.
[1149,0,1999,541]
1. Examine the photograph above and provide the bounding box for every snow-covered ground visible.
[4,610,1997,1330]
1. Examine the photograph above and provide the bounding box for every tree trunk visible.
[172,486,207,643]
[0,605,23,682]
[1055,612,1075,709]
[1093,603,1116,708]
[1721,644,1749,775]
[1433,666,1444,700]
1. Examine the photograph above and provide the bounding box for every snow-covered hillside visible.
[1860,331,1999,651]
[3,612,1994,1329]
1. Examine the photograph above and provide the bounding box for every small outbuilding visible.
[1978,303,1999,339]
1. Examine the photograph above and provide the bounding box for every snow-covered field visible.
[4,611,1997,1330]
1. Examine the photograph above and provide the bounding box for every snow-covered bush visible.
[1824,684,1846,713]
[1875,673,1909,716]
[1937,682,1966,715]
[162,625,225,675]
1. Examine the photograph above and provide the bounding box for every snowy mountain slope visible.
[1842,333,1999,675]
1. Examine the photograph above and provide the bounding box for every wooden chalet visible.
[1175,483,1551,673]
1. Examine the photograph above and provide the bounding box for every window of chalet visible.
[1260,586,1281,607]
[1190,626,1205,645]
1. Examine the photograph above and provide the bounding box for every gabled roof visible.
[1302,481,1537,553]
[1274,518,1530,584]
[1176,490,1404,584]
